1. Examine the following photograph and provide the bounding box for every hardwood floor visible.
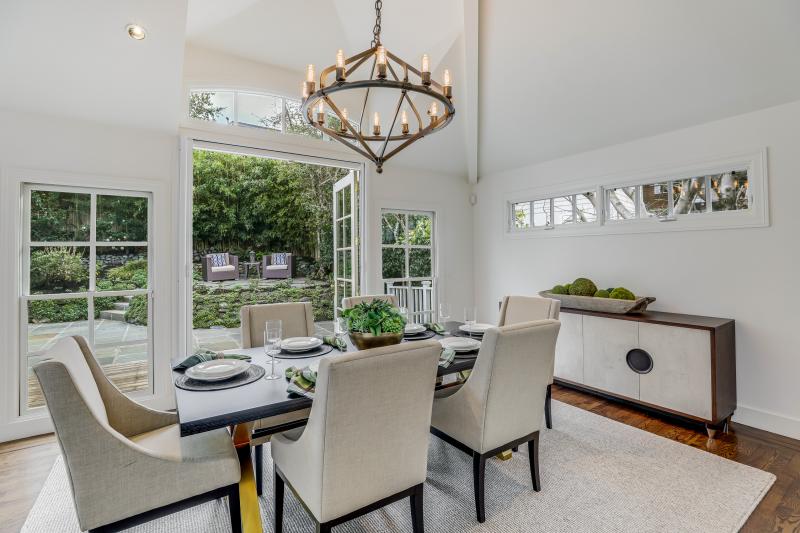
[2,385,799,532]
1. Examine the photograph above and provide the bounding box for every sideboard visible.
[554,308,736,438]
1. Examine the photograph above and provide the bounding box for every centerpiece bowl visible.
[342,299,406,350]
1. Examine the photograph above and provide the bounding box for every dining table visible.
[172,321,481,533]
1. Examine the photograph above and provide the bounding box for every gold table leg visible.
[233,423,263,533]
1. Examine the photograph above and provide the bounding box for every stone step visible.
[99,309,127,321]
[113,302,130,311]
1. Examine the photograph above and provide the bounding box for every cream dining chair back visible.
[33,336,241,532]
[340,294,398,309]
[430,320,560,522]
[270,340,442,532]
[240,302,315,348]
[498,295,560,429]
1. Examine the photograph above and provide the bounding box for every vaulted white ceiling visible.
[2,1,799,181]
[186,0,463,76]
[0,0,188,132]
[479,0,800,175]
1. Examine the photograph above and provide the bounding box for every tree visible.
[189,92,227,122]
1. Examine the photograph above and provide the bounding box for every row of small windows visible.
[188,89,358,140]
[511,169,751,231]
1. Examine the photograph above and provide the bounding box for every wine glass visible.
[438,303,451,336]
[464,307,477,338]
[264,320,282,380]
[334,317,347,351]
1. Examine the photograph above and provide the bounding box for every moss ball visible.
[594,289,610,298]
[569,277,598,297]
[551,284,568,295]
[606,288,615,294]
[563,283,572,293]
[609,287,636,300]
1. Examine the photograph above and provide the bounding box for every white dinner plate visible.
[458,323,493,335]
[281,337,323,352]
[404,323,426,335]
[439,337,482,353]
[186,359,251,382]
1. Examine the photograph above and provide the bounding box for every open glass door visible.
[333,171,359,317]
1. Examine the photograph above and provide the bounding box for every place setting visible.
[173,351,264,391]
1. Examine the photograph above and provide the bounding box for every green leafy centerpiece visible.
[341,299,406,350]
[541,277,655,314]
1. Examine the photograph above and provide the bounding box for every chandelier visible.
[300,0,455,173]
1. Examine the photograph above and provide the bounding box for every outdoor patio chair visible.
[202,252,239,282]
[262,252,295,279]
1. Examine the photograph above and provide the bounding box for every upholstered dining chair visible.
[340,294,398,309]
[240,302,316,495]
[498,295,560,428]
[430,320,560,523]
[34,336,242,533]
[240,302,316,348]
[271,340,442,533]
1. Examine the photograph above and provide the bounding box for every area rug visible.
[22,401,775,532]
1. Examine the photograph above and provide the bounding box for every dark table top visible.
[174,322,477,436]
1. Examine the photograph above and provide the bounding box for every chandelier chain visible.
[371,0,383,47]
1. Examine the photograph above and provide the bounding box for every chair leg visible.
[274,469,284,533]
[316,523,332,533]
[410,483,425,533]
[472,452,486,523]
[528,434,541,492]
[255,444,263,496]
[545,384,553,429]
[228,484,242,533]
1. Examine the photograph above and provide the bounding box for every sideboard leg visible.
[705,424,718,439]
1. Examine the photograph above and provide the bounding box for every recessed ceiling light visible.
[126,24,146,41]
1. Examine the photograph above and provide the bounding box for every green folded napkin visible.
[322,335,347,351]
[439,348,455,368]
[286,365,318,398]
[425,322,446,334]
[172,350,251,371]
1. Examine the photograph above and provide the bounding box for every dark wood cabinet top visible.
[560,307,734,330]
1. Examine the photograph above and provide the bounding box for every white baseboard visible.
[0,416,53,444]
[733,404,800,440]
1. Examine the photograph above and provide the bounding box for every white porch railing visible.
[385,280,435,324]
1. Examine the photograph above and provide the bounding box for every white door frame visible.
[0,167,172,443]
[177,136,366,356]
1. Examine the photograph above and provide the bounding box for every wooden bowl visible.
[348,331,403,350]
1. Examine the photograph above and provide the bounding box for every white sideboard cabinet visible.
[553,308,736,438]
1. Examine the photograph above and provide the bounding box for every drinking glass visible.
[438,303,452,336]
[334,317,347,351]
[264,320,282,380]
[464,307,477,338]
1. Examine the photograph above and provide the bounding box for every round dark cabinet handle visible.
[626,349,654,374]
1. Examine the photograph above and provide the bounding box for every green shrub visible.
[551,285,568,295]
[568,277,597,297]
[29,299,88,323]
[594,289,610,298]
[30,248,87,293]
[103,259,147,289]
[563,283,572,293]
[609,287,636,300]
[125,295,148,325]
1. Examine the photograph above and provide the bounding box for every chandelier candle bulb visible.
[316,101,325,124]
[373,112,381,136]
[421,54,431,85]
[304,64,316,97]
[376,45,387,79]
[443,69,452,98]
[428,101,439,124]
[336,49,346,81]
[401,109,409,134]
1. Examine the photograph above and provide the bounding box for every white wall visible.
[0,109,179,441]
[364,165,474,315]
[473,100,800,438]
